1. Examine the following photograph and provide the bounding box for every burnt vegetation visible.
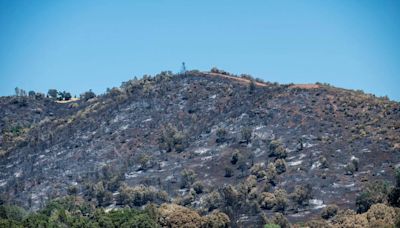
[0,69,400,227]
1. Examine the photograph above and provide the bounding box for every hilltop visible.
[0,70,399,227]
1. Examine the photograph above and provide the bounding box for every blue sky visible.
[0,0,399,100]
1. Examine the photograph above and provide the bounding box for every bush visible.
[231,151,240,165]
[356,180,389,213]
[388,186,400,207]
[303,219,330,228]
[158,203,203,228]
[321,204,338,219]
[250,163,266,178]
[274,159,287,174]
[273,189,288,212]
[138,154,152,171]
[0,205,27,221]
[181,169,196,189]
[192,181,205,194]
[319,156,329,169]
[159,124,187,153]
[80,89,96,101]
[269,140,287,158]
[118,184,168,207]
[260,192,276,209]
[290,185,312,207]
[388,168,400,207]
[220,185,239,206]
[241,127,252,144]
[332,204,397,227]
[331,209,368,227]
[203,191,222,211]
[266,163,277,184]
[249,79,256,94]
[216,128,228,143]
[203,211,230,228]
[269,213,290,228]
[264,224,280,228]
[47,89,58,99]
[365,203,396,226]
[395,168,400,187]
[0,196,158,228]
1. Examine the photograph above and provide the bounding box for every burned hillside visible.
[0,70,399,226]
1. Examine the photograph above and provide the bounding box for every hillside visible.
[1,70,399,227]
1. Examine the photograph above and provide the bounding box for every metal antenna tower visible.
[180,62,187,74]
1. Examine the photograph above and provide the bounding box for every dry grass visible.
[55,98,80,103]
[288,84,320,89]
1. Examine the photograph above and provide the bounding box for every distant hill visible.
[1,70,399,227]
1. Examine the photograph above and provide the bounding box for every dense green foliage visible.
[0,197,157,228]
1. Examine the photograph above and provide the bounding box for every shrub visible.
[159,124,187,153]
[331,209,368,227]
[203,211,230,228]
[158,203,204,228]
[345,157,359,175]
[216,128,228,143]
[260,192,276,209]
[273,189,288,212]
[264,224,280,228]
[47,89,58,99]
[181,169,196,189]
[64,92,72,101]
[249,79,256,94]
[319,156,329,169]
[388,187,400,207]
[344,162,356,175]
[0,205,27,221]
[220,185,239,206]
[269,140,287,158]
[356,180,390,213]
[231,151,240,165]
[365,203,396,226]
[274,159,287,174]
[117,184,168,207]
[138,154,154,171]
[203,191,222,211]
[303,219,330,228]
[177,191,195,206]
[321,204,339,219]
[80,89,96,101]
[210,67,229,75]
[388,168,400,207]
[395,168,400,187]
[332,204,397,227]
[1,197,158,228]
[237,158,249,174]
[244,175,257,190]
[266,163,277,185]
[192,181,205,194]
[250,163,266,178]
[67,185,78,195]
[241,127,252,144]
[291,185,312,207]
[269,213,290,228]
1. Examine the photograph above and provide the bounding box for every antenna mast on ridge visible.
[180,62,187,74]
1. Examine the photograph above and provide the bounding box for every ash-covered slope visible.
[0,71,399,225]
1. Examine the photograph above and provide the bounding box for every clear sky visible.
[0,0,399,100]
